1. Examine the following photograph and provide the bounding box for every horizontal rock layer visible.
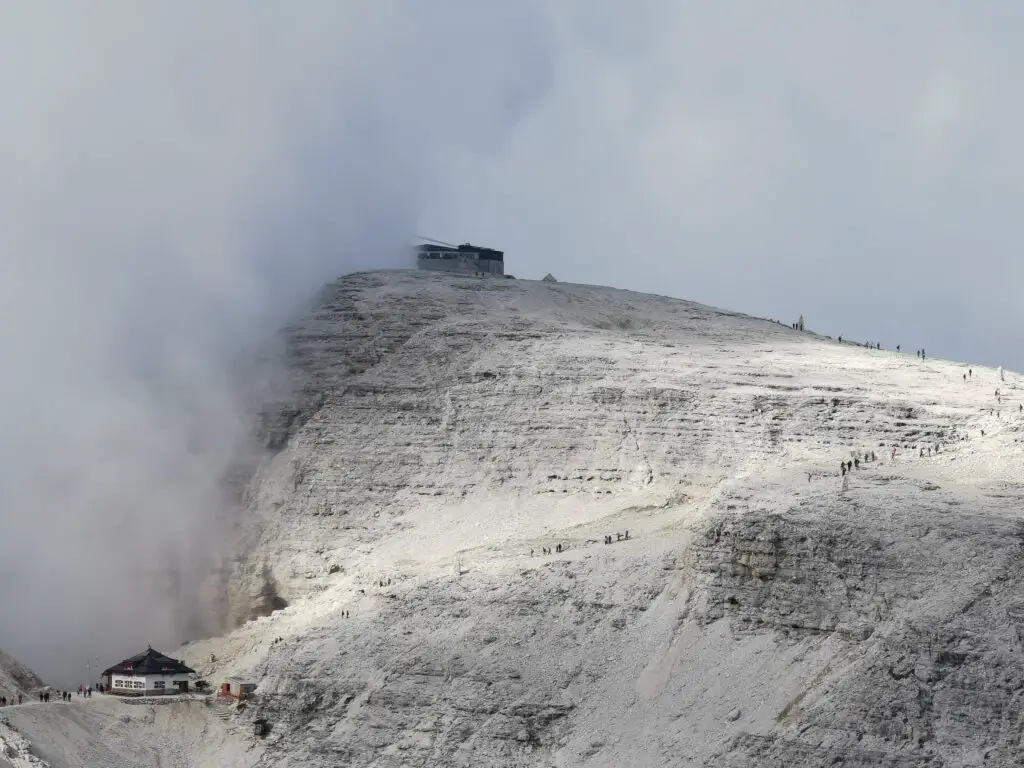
[192,270,1024,767]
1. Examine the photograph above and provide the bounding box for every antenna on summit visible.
[414,234,458,248]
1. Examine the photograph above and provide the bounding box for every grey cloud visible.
[0,2,556,684]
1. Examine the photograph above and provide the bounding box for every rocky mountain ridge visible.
[188,270,1024,767]
[0,649,42,701]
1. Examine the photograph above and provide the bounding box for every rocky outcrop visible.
[244,547,674,767]
[689,482,1024,766]
[196,270,1024,767]
[229,271,983,616]
[0,649,43,697]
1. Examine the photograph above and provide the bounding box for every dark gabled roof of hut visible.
[101,646,195,677]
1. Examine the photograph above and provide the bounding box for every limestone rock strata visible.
[193,270,1024,767]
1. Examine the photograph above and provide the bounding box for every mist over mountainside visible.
[173,270,1024,767]
[0,3,557,687]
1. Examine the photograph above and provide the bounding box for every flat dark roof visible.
[416,243,503,260]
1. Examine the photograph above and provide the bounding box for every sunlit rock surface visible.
[202,270,1023,767]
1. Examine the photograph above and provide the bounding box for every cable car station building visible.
[415,242,505,277]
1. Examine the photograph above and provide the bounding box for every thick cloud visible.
[0,2,555,684]
[423,1,1023,369]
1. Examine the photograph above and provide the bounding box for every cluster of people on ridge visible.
[778,311,947,364]
[0,684,101,706]
[528,531,635,557]
[833,335,926,359]
[839,451,878,476]
[829,360,1017,485]
[532,543,565,556]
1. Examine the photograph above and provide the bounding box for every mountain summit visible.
[196,270,1020,767]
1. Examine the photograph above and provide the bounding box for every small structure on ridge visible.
[100,646,195,696]
[415,240,505,277]
[219,677,257,701]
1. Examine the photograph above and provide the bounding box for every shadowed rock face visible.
[187,270,1024,767]
[690,488,1024,766]
[0,648,43,696]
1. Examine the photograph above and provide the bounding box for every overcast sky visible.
[421,1,1024,370]
[0,2,1019,681]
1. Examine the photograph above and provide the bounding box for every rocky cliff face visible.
[186,270,1024,767]
[691,485,1024,766]
[0,649,43,699]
